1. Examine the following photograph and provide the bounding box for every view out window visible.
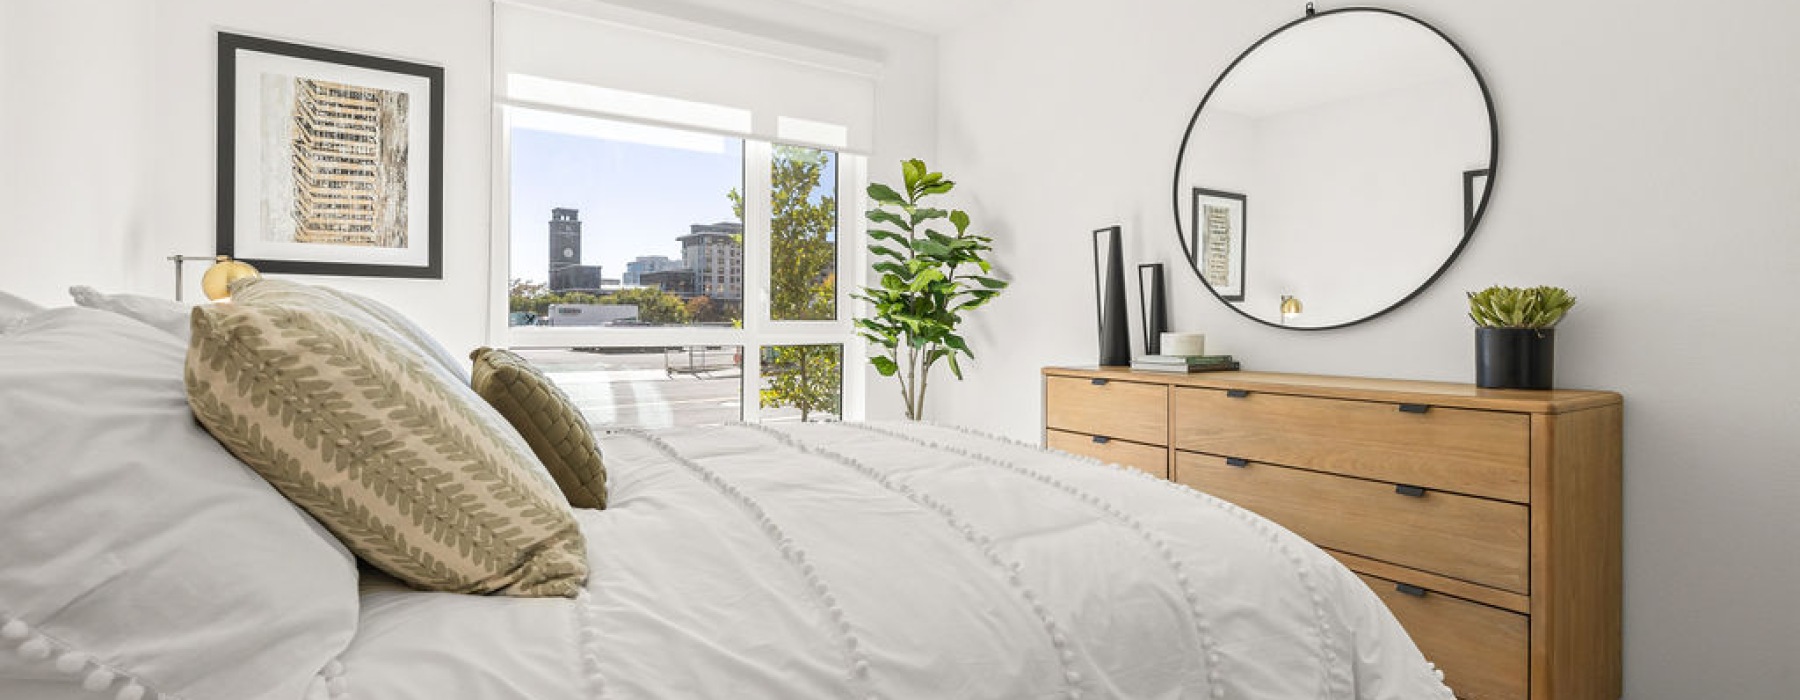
[760,343,842,422]
[767,145,838,322]
[502,107,855,428]
[512,346,743,428]
[508,113,744,329]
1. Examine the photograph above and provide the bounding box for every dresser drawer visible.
[1172,387,1530,502]
[1355,571,1528,700]
[1045,377,1168,445]
[1046,429,1168,478]
[1175,452,1529,593]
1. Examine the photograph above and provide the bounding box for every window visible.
[499,109,857,428]
[493,2,876,428]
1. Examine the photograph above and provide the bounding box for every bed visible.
[0,288,1453,700]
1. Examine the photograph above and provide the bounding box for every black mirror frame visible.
[1170,6,1500,331]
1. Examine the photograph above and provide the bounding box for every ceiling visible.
[774,0,1003,34]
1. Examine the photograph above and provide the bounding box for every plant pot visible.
[1475,327,1554,389]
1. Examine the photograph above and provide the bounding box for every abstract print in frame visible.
[1190,188,1246,302]
[218,33,444,278]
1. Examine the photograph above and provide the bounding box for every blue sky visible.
[509,126,744,284]
[509,122,841,285]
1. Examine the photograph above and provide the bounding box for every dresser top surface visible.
[1044,366,1621,414]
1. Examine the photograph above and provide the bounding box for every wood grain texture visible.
[1172,387,1532,503]
[1529,406,1624,700]
[1045,429,1168,478]
[1044,376,1168,445]
[1040,367,1622,699]
[1175,452,1530,593]
[1043,366,1620,414]
[1355,571,1530,700]
[1327,549,1530,614]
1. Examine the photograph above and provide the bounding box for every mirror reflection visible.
[1174,9,1494,329]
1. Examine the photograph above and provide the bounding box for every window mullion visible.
[840,154,867,421]
[741,140,774,422]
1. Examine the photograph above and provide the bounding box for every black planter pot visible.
[1475,327,1554,389]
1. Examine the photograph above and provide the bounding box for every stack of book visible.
[1129,354,1240,373]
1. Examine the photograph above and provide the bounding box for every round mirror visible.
[1172,7,1496,329]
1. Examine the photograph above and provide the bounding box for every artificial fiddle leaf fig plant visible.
[854,159,1008,421]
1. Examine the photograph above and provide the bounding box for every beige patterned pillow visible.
[470,347,608,509]
[185,302,587,597]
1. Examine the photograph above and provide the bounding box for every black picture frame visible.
[1190,187,1247,302]
[217,32,445,279]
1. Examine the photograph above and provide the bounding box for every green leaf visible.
[867,228,909,244]
[867,209,909,230]
[870,355,899,376]
[970,276,1008,289]
[946,352,963,380]
[949,210,970,235]
[910,207,949,226]
[867,183,905,205]
[872,261,908,277]
[868,245,906,261]
[907,268,946,292]
[901,159,926,190]
[921,181,954,196]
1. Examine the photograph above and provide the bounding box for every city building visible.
[678,222,743,302]
[638,268,695,297]
[622,255,679,285]
[546,208,602,293]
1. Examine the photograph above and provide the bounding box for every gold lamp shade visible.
[200,256,260,301]
[1280,295,1304,315]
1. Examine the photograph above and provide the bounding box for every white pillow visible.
[0,307,359,700]
[0,290,43,332]
[67,286,191,342]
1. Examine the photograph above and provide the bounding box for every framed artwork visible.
[217,32,444,278]
[1463,168,1491,234]
[1191,187,1247,302]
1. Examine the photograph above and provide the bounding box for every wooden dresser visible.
[1042,367,1621,700]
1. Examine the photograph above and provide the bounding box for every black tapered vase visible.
[1475,327,1554,389]
[1095,227,1130,366]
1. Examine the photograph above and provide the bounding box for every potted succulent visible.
[1467,285,1577,389]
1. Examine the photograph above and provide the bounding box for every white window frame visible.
[488,103,866,422]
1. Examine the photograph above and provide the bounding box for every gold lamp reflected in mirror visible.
[1280,295,1304,325]
[169,255,260,301]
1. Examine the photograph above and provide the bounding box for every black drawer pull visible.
[1398,403,1431,414]
[1224,457,1249,467]
[1091,435,1110,444]
[1225,389,1250,398]
[1395,484,1427,498]
[1395,583,1428,598]
[1090,378,1109,386]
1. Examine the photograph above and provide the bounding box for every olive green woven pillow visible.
[469,347,608,509]
[185,303,588,597]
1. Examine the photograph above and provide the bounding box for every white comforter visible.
[320,422,1453,700]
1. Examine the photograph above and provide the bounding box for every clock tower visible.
[547,208,604,293]
[549,207,582,271]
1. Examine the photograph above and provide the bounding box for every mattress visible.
[326,421,1453,700]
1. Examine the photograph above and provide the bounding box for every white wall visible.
[933,1,1799,697]
[0,0,495,354]
[0,0,935,421]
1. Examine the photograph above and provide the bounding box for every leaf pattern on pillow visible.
[186,302,586,597]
